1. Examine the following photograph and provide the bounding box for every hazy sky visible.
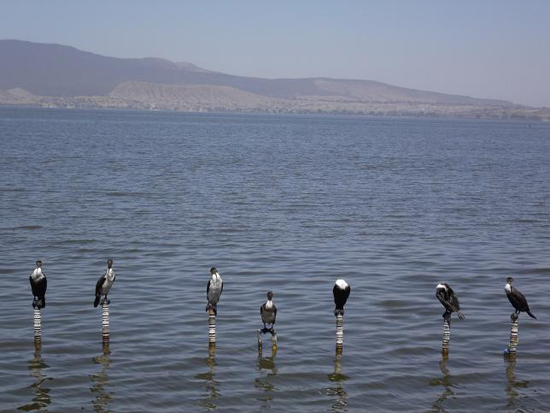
[2,0,549,107]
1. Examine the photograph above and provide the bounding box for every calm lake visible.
[1,108,549,412]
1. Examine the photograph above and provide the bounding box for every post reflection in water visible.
[255,345,278,410]
[17,341,53,412]
[430,355,452,412]
[90,342,112,413]
[505,359,529,411]
[196,345,219,410]
[326,348,348,412]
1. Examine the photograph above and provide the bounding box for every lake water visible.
[1,108,550,412]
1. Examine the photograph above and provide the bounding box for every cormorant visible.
[206,267,223,316]
[436,283,465,323]
[29,260,47,309]
[260,291,277,334]
[94,259,116,308]
[333,279,351,317]
[505,277,536,319]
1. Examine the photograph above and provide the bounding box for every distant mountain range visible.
[1,39,549,120]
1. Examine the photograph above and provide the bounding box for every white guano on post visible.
[102,301,110,343]
[33,308,41,341]
[442,319,450,355]
[208,308,216,346]
[336,314,344,350]
[508,316,519,356]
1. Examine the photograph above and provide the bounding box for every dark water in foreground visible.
[1,108,550,412]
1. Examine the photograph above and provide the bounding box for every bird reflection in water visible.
[326,348,348,412]
[196,345,219,410]
[255,345,278,410]
[17,341,53,412]
[430,355,453,412]
[505,358,529,411]
[90,342,112,413]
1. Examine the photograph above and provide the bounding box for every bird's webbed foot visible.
[443,311,452,324]
[100,297,111,305]
[511,313,519,322]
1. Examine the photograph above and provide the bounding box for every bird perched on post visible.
[260,291,277,334]
[436,283,465,323]
[505,277,536,319]
[333,279,351,317]
[206,267,223,316]
[29,261,47,309]
[94,260,116,308]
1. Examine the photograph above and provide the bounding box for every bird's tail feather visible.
[37,297,46,309]
[94,295,100,308]
[457,311,465,321]
[527,310,537,319]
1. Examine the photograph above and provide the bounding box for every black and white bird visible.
[206,267,223,316]
[505,277,536,319]
[436,283,465,323]
[260,291,277,334]
[333,279,351,317]
[29,260,47,309]
[94,259,116,308]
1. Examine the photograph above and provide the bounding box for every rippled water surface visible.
[1,108,550,412]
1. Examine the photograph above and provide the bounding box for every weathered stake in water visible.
[442,319,450,356]
[33,308,41,342]
[208,308,216,346]
[102,301,110,343]
[506,314,519,358]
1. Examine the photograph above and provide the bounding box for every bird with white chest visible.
[435,282,465,324]
[505,277,536,320]
[260,291,277,334]
[94,259,116,308]
[333,279,351,317]
[29,260,47,309]
[206,267,223,315]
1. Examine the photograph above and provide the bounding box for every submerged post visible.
[257,329,277,349]
[208,308,216,346]
[442,318,450,356]
[506,314,519,357]
[101,301,110,343]
[336,314,344,350]
[33,308,42,342]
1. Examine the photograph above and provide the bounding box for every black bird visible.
[206,267,223,316]
[333,279,351,317]
[505,277,536,319]
[29,260,47,309]
[94,259,116,308]
[260,291,277,334]
[436,283,465,323]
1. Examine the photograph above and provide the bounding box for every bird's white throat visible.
[31,268,43,281]
[335,279,348,289]
[505,283,512,293]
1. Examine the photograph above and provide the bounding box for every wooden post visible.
[257,329,277,349]
[442,318,450,356]
[336,314,343,350]
[507,314,519,357]
[33,308,41,342]
[102,301,110,343]
[208,308,216,346]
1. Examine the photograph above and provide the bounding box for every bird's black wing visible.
[273,304,277,324]
[344,285,351,304]
[220,281,224,295]
[95,275,106,295]
[30,276,38,296]
[448,293,461,313]
[512,288,529,311]
[43,274,47,295]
